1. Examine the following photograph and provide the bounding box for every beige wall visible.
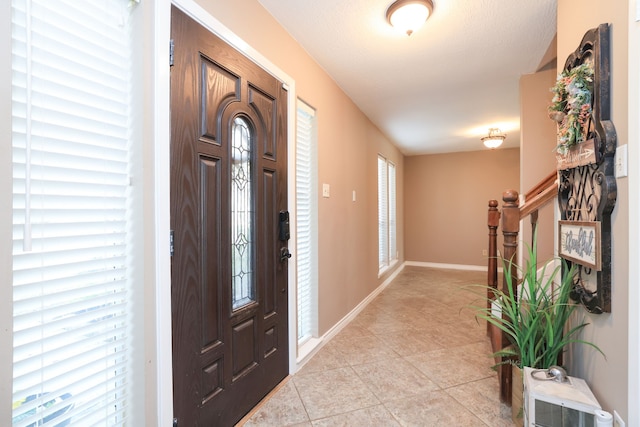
[520,69,558,262]
[557,1,630,420]
[404,148,519,267]
[191,0,404,335]
[520,69,559,189]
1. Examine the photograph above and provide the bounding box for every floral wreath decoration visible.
[548,63,594,154]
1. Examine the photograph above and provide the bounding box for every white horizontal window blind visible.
[388,162,397,263]
[378,156,389,270]
[378,155,396,272]
[12,1,135,426]
[296,100,318,345]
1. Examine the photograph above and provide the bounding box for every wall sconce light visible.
[482,128,506,149]
[386,0,434,36]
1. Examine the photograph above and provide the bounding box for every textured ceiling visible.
[257,0,557,155]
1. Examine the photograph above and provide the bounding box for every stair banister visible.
[485,171,559,407]
[486,199,500,337]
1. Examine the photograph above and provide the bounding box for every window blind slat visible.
[14,357,128,404]
[12,148,118,170]
[14,270,125,300]
[12,226,126,246]
[14,291,126,334]
[14,252,126,277]
[14,329,127,390]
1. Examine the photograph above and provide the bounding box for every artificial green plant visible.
[469,235,604,369]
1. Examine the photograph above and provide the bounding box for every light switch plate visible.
[322,183,330,198]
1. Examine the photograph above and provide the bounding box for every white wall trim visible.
[294,263,405,371]
[286,94,299,376]
[404,261,489,272]
[154,2,172,426]
[1,0,13,422]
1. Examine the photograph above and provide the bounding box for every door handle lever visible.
[280,247,292,262]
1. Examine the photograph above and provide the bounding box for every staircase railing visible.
[486,171,558,405]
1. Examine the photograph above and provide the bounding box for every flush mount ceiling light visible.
[482,128,506,149]
[386,0,434,36]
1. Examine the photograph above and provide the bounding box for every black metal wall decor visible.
[556,24,617,314]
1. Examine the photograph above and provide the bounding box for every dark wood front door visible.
[170,6,289,426]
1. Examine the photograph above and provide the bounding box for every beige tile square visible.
[446,377,514,427]
[310,405,400,427]
[349,310,397,331]
[293,367,380,420]
[242,380,310,427]
[332,323,375,341]
[405,342,495,389]
[352,358,439,402]
[371,327,445,356]
[384,390,486,426]
[332,334,401,366]
[297,342,350,377]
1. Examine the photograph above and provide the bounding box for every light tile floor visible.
[240,267,514,426]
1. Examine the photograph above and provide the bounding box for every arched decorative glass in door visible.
[231,116,255,310]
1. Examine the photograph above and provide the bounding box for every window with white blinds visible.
[388,162,397,264]
[11,1,137,425]
[378,155,396,273]
[296,100,318,345]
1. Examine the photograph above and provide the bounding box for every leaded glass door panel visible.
[231,117,255,310]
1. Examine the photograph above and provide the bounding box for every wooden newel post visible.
[487,200,500,336]
[502,190,520,281]
[500,189,520,406]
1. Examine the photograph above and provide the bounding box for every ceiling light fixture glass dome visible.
[386,0,434,36]
[482,128,507,149]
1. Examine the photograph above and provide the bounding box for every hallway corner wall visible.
[404,148,520,267]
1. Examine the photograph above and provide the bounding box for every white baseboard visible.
[404,261,488,271]
[294,262,406,372]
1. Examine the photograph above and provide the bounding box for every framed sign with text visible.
[558,221,601,271]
